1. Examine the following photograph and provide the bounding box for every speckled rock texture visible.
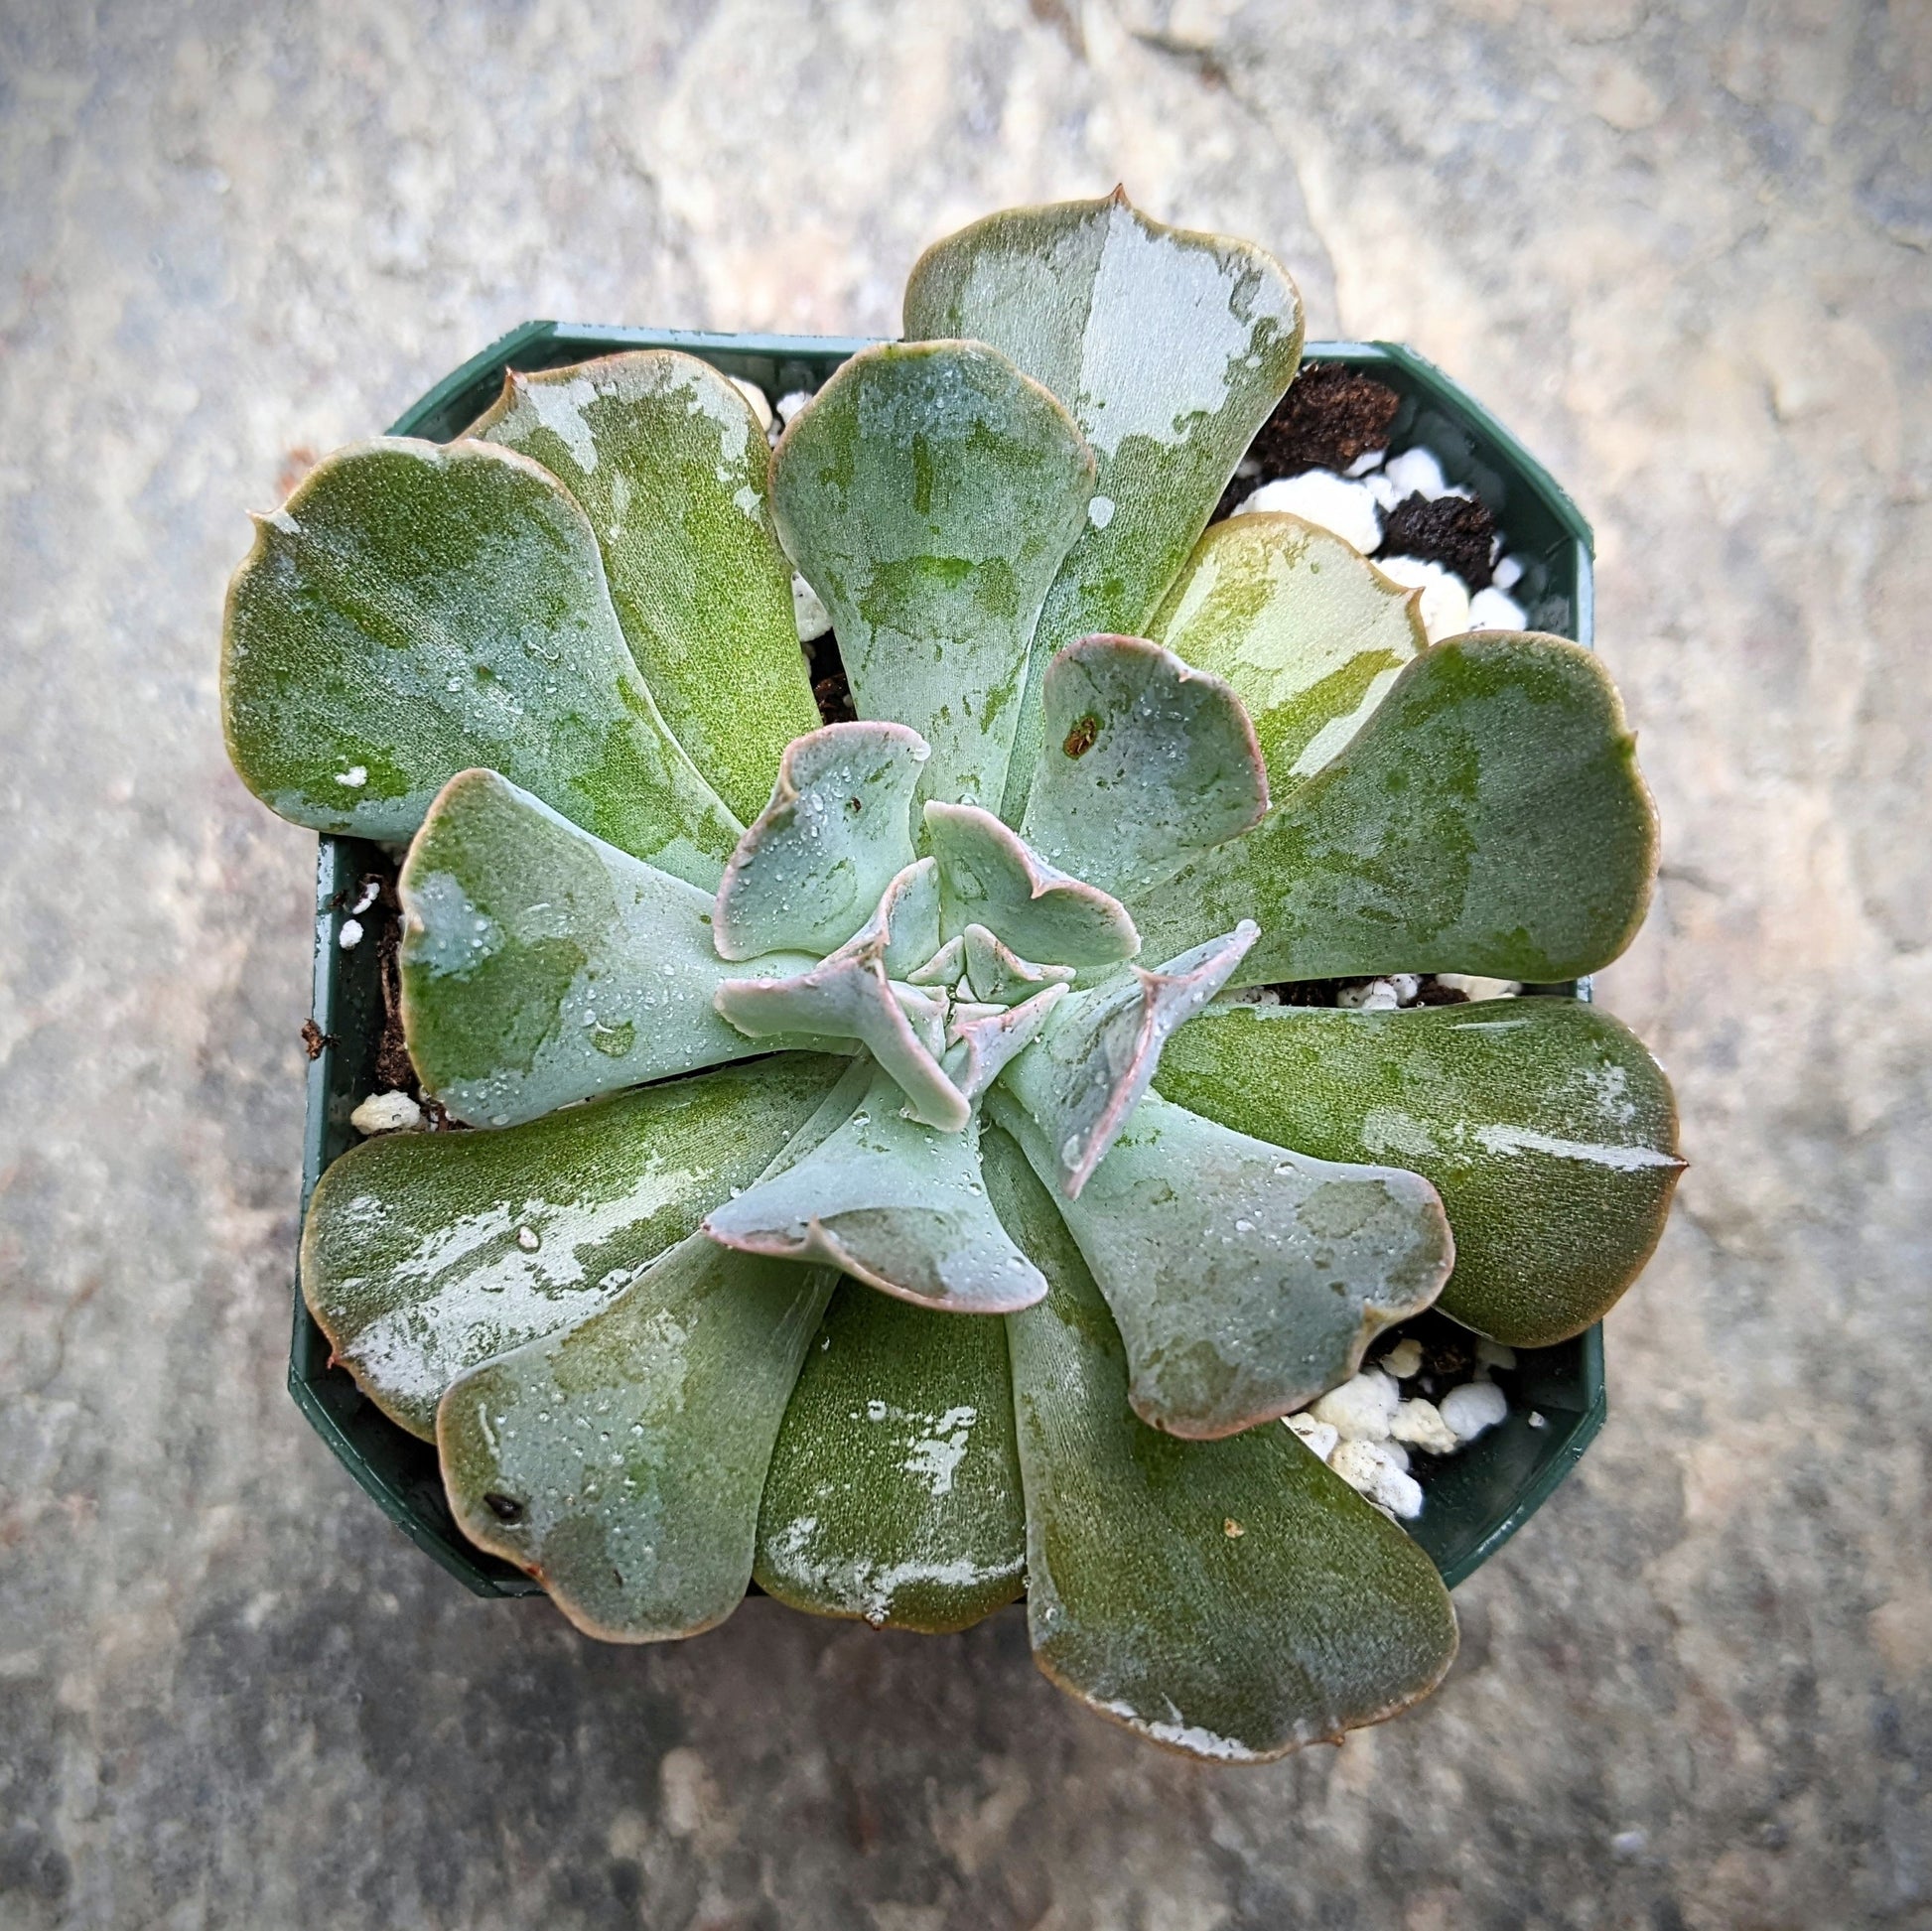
[2,2,1928,1925]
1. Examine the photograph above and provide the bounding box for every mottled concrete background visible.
[3,1,1928,1924]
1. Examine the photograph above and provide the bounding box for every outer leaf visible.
[987,1089,1451,1438]
[1156,1000,1684,1346]
[473,351,820,823]
[437,1062,869,1640]
[754,1282,1026,1631]
[924,801,1140,968]
[902,191,1304,820]
[705,1068,1047,1314]
[1022,634,1269,899]
[997,925,1258,1197]
[399,771,821,1128]
[440,1232,837,1640]
[220,438,740,877]
[715,860,964,1131]
[1148,513,1427,795]
[768,341,1096,811]
[1134,636,1660,987]
[302,1056,846,1438]
[713,722,928,961]
[984,1127,1457,1762]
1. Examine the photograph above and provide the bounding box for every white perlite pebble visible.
[338,918,364,951]
[1435,973,1521,1002]
[729,376,772,432]
[1345,447,1386,477]
[1440,1380,1510,1444]
[1476,1338,1518,1371]
[1390,1397,1460,1455]
[775,389,813,425]
[348,878,381,916]
[1383,446,1473,502]
[1492,554,1525,591]
[1468,585,1528,631]
[1337,978,1401,1012]
[1375,555,1472,642]
[1330,1440,1425,1519]
[792,574,832,642]
[1285,1414,1341,1463]
[1220,985,1283,1008]
[1381,1338,1424,1379]
[1232,471,1382,555]
[1388,972,1422,1005]
[1311,1369,1400,1441]
[350,1090,423,1136]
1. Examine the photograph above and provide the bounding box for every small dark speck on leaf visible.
[1063,713,1102,759]
[483,1492,524,1523]
[846,796,863,816]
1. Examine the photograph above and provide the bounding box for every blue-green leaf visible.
[221,437,740,877]
[302,1056,847,1437]
[474,351,820,823]
[985,1126,1456,1761]
[755,1283,1026,1631]
[902,191,1304,819]
[399,771,822,1128]
[988,1089,1451,1438]
[1133,635,1660,986]
[1156,998,1683,1346]
[769,341,1095,811]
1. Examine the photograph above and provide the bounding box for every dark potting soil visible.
[1209,359,1406,523]
[1251,361,1402,476]
[1377,490,1497,591]
[805,626,855,725]
[322,861,453,1128]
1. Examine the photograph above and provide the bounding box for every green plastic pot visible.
[292,324,1606,1600]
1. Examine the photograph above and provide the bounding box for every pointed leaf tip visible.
[999,923,1258,1197]
[715,858,965,1131]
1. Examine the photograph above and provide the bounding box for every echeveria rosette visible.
[220,191,1681,1764]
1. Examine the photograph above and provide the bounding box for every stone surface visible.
[1,1,1928,1924]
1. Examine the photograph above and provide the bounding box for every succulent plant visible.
[221,192,1680,1761]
